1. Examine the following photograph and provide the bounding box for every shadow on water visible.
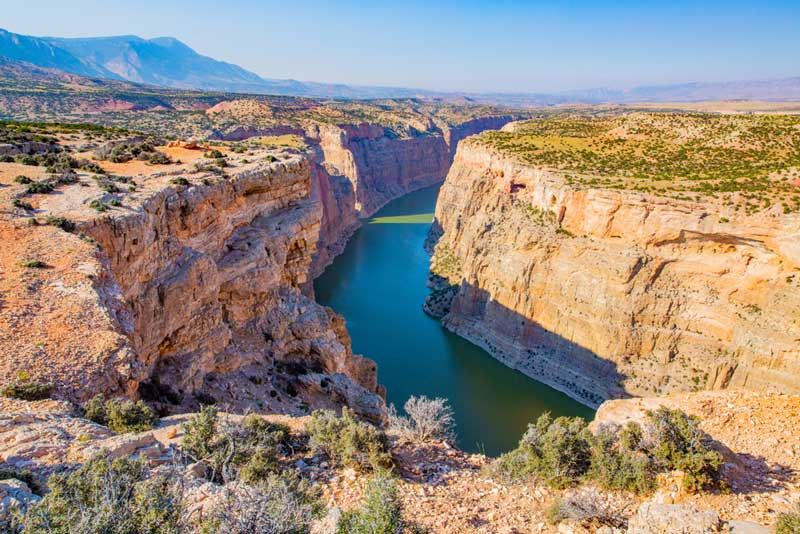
[314,184,594,456]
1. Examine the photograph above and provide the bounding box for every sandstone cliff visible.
[0,140,384,421]
[428,137,800,407]
[305,116,515,276]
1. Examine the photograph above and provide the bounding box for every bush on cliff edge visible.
[486,407,724,495]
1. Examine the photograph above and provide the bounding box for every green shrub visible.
[776,502,800,534]
[307,408,393,472]
[182,405,220,467]
[44,216,75,232]
[644,407,724,492]
[147,151,172,165]
[21,453,183,534]
[587,424,657,494]
[26,181,54,194]
[338,471,402,534]
[204,149,224,159]
[169,177,189,186]
[12,198,33,210]
[83,394,107,425]
[487,413,592,489]
[14,175,32,184]
[1,380,52,401]
[90,200,108,212]
[79,161,105,174]
[19,260,48,269]
[83,395,158,434]
[53,172,78,186]
[182,408,291,484]
[488,407,724,495]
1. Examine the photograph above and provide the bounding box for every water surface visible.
[315,185,594,456]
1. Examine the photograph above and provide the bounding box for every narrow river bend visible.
[315,185,593,456]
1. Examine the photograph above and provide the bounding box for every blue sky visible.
[3,0,798,93]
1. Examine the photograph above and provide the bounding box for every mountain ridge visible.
[0,27,798,104]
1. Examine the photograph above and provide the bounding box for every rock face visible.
[0,142,384,422]
[76,157,384,419]
[429,141,800,407]
[307,117,515,276]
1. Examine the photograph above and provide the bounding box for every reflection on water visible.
[314,184,594,456]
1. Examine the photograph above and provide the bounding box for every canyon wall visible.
[428,141,800,407]
[306,116,515,276]
[0,154,385,421]
[80,156,385,420]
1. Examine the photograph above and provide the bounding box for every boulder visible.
[627,502,722,534]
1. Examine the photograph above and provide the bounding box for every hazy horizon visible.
[3,0,799,94]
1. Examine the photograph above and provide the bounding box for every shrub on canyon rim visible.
[388,395,455,444]
[1,372,52,401]
[642,406,724,493]
[776,502,800,534]
[181,407,292,484]
[83,395,159,434]
[204,472,321,534]
[485,413,592,488]
[20,453,184,534]
[486,407,724,495]
[337,470,404,534]
[306,407,393,472]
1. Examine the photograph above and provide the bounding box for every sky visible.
[2,0,799,93]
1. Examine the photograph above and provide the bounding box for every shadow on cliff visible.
[439,279,630,408]
[712,439,797,495]
[437,283,798,495]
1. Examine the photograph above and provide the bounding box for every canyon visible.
[0,110,515,423]
[0,139,385,421]
[306,115,515,275]
[427,114,800,408]
[2,102,800,532]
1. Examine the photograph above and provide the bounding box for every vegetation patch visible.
[475,112,800,213]
[777,502,800,534]
[338,470,427,534]
[486,407,723,494]
[19,453,184,534]
[83,394,159,434]
[204,472,321,533]
[182,406,292,484]
[1,371,52,401]
[388,395,456,443]
[306,407,393,472]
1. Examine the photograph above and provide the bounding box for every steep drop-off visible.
[0,140,384,421]
[428,135,800,407]
[304,117,515,275]
[208,114,516,277]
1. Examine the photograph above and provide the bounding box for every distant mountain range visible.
[1,27,798,104]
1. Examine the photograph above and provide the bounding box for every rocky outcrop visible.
[428,141,800,407]
[627,503,723,534]
[0,142,384,422]
[307,116,515,276]
[75,157,384,420]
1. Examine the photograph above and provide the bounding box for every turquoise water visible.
[314,185,594,456]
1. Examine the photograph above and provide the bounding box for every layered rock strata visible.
[302,117,516,276]
[428,141,800,407]
[211,117,517,277]
[0,149,384,421]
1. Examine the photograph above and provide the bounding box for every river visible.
[314,184,593,456]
